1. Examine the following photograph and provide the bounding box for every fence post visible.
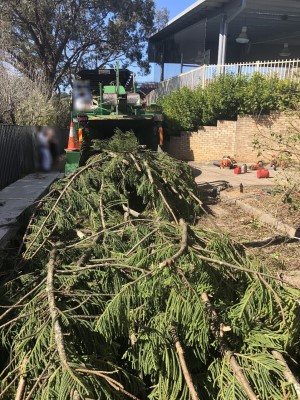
[255,61,260,73]
[202,65,206,88]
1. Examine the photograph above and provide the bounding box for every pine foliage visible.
[1,132,300,400]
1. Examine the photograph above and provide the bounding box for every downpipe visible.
[218,0,247,69]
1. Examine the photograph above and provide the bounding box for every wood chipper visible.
[65,63,163,174]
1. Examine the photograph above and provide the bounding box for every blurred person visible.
[47,128,59,167]
[36,126,52,172]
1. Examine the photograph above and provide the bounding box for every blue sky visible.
[155,0,195,19]
[136,0,196,82]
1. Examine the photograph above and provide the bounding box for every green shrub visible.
[271,77,300,110]
[159,87,202,133]
[239,74,299,115]
[159,73,300,133]
[201,74,246,125]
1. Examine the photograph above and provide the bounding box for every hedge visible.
[159,73,300,134]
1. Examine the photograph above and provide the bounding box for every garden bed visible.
[199,200,300,285]
[225,186,300,229]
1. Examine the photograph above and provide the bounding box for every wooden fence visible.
[147,59,300,104]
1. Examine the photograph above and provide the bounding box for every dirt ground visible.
[225,185,300,228]
[199,194,300,288]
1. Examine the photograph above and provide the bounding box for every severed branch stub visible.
[76,230,103,268]
[201,293,258,400]
[169,325,200,400]
[122,205,145,219]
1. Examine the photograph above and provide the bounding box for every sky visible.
[136,0,196,82]
[155,0,195,19]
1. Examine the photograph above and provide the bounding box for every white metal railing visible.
[146,59,300,104]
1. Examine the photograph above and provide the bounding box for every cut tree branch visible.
[195,253,299,288]
[201,293,258,400]
[272,351,300,399]
[169,326,200,400]
[242,236,294,248]
[15,355,28,400]
[160,219,188,267]
[76,368,141,400]
[143,160,178,223]
[47,248,69,370]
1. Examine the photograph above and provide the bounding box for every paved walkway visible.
[0,172,63,248]
[191,164,288,189]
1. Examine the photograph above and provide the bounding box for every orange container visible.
[257,169,270,179]
[234,167,241,174]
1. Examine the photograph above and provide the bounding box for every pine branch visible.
[24,354,56,400]
[2,133,299,399]
[143,160,178,223]
[169,326,200,400]
[24,159,102,258]
[258,275,286,324]
[159,219,188,267]
[201,293,258,400]
[28,205,71,260]
[0,279,46,322]
[57,263,147,274]
[99,179,106,229]
[242,236,293,248]
[129,153,142,171]
[0,373,22,398]
[46,249,69,370]
[195,253,297,286]
[76,231,103,268]
[76,368,141,400]
[271,351,300,400]
[15,355,28,400]
[158,188,178,224]
[126,228,159,256]
[65,219,153,249]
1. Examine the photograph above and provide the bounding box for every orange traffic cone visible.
[78,128,83,146]
[65,121,80,151]
[158,126,164,146]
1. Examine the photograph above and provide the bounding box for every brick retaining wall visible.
[164,112,300,163]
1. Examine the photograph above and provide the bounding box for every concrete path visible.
[0,172,63,248]
[191,164,288,189]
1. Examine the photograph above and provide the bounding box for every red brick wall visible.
[165,112,300,163]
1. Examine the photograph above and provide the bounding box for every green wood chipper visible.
[65,63,163,175]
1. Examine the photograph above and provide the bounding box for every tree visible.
[155,7,169,31]
[0,65,70,126]
[0,0,156,91]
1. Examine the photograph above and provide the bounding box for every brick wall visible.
[164,112,300,163]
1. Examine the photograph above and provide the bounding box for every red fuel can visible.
[234,167,242,174]
[257,169,270,179]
